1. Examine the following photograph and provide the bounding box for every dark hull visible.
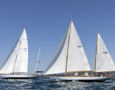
[2,77,37,79]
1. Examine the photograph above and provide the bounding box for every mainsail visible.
[44,21,91,75]
[0,29,28,74]
[95,33,115,72]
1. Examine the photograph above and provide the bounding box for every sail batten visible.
[0,29,28,74]
[44,21,91,75]
[95,33,115,72]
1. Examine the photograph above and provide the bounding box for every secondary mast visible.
[35,48,40,74]
[95,32,98,72]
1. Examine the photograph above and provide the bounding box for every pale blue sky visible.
[0,0,115,73]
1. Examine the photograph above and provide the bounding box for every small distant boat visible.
[0,29,36,79]
[95,32,115,73]
[44,20,109,82]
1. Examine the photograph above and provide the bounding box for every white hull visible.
[0,74,37,79]
[50,76,110,82]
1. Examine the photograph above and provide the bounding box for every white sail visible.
[44,21,91,75]
[0,29,28,74]
[44,29,68,75]
[67,21,91,72]
[95,33,115,72]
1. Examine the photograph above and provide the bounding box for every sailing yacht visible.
[44,20,110,81]
[95,32,115,72]
[0,29,36,79]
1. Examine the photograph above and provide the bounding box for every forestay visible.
[44,21,91,75]
[0,29,28,74]
[95,33,115,72]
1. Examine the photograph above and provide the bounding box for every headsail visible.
[44,20,91,75]
[95,33,115,72]
[0,29,28,74]
[44,27,68,75]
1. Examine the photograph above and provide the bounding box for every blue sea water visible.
[0,77,115,90]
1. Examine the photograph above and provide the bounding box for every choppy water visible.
[0,77,115,90]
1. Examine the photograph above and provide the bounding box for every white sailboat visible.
[0,29,36,79]
[44,20,109,81]
[95,32,115,72]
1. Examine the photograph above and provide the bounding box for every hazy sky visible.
[0,0,115,73]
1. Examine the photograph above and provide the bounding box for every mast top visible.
[70,15,74,22]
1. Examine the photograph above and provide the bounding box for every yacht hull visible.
[0,74,37,79]
[50,76,110,82]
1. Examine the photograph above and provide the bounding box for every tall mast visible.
[35,48,40,74]
[95,32,98,72]
[65,20,72,73]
